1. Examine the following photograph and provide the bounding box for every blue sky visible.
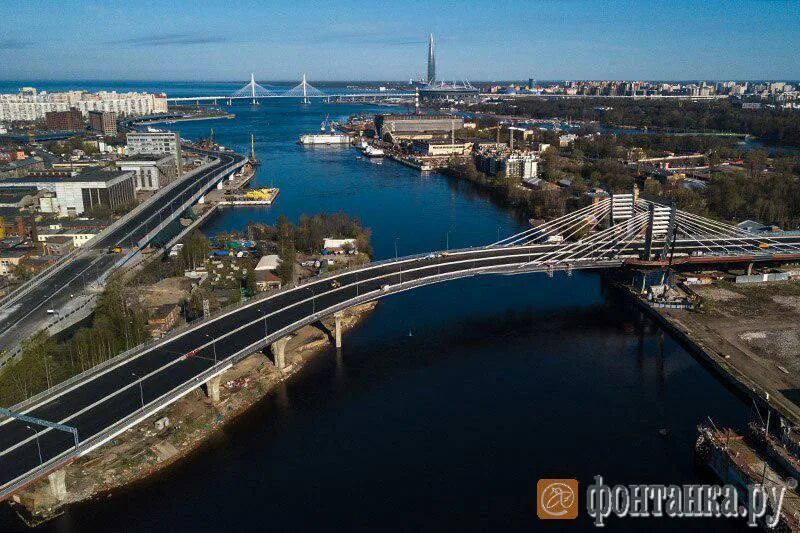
[2,0,798,81]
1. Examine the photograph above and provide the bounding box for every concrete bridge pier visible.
[47,470,67,501]
[198,194,205,204]
[747,262,754,276]
[333,311,344,348]
[271,336,291,370]
[206,375,221,404]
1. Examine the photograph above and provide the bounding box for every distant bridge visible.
[3,193,800,502]
[168,73,415,104]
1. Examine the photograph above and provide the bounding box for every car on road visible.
[330,280,342,289]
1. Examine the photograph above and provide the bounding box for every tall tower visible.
[427,34,436,84]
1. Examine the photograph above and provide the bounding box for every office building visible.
[1,169,135,216]
[88,111,118,136]
[126,131,182,175]
[116,153,177,192]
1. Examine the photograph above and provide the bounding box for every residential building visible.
[254,270,282,292]
[254,254,282,291]
[0,157,44,179]
[37,226,99,248]
[505,154,539,180]
[44,108,84,131]
[1,169,135,216]
[126,131,182,174]
[116,153,177,192]
[40,235,73,256]
[88,110,118,136]
[0,249,30,276]
[0,89,168,122]
[474,150,539,180]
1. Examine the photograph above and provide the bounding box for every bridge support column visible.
[333,311,343,348]
[271,336,291,370]
[747,262,754,276]
[198,194,205,204]
[47,470,67,502]
[206,375,221,404]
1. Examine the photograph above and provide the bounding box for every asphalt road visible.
[0,149,244,356]
[2,218,800,495]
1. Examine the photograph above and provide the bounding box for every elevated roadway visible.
[0,147,245,360]
[3,231,800,499]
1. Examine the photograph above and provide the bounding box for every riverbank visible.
[8,301,376,527]
[613,277,800,425]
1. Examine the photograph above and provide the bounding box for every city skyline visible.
[2,0,799,82]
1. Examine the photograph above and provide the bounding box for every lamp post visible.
[205,333,217,364]
[131,372,144,411]
[394,237,399,260]
[26,425,43,465]
[446,230,451,251]
[258,308,268,341]
[307,287,316,314]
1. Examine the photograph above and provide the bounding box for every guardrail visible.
[0,158,219,313]
[6,245,596,413]
[0,255,622,500]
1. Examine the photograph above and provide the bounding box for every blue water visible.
[0,89,754,531]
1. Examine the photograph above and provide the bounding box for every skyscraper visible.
[427,34,436,84]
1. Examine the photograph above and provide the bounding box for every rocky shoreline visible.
[9,302,377,527]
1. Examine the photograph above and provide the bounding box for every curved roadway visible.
[2,231,800,497]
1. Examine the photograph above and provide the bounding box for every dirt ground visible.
[10,302,376,525]
[660,280,800,420]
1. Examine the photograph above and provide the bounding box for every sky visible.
[1,0,799,82]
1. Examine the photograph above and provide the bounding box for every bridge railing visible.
[5,244,489,412]
[1,256,625,499]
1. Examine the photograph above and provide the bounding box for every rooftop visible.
[2,169,132,184]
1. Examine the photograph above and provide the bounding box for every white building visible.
[2,170,135,217]
[0,88,168,122]
[116,154,177,192]
[37,227,99,248]
[126,131,182,175]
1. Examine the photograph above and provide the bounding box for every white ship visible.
[299,133,351,145]
[299,115,351,145]
[363,145,385,158]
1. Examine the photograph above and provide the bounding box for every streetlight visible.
[131,372,145,411]
[306,287,316,314]
[26,425,43,465]
[205,333,217,364]
[257,308,268,341]
[394,237,399,260]
[446,230,452,251]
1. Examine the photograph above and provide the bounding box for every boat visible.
[298,133,351,145]
[363,145,385,158]
[299,115,351,145]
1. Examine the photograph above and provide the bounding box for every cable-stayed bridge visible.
[168,73,415,104]
[2,193,800,502]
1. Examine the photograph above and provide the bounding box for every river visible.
[1,84,753,531]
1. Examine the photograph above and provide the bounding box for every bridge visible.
[2,193,800,502]
[167,74,415,105]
